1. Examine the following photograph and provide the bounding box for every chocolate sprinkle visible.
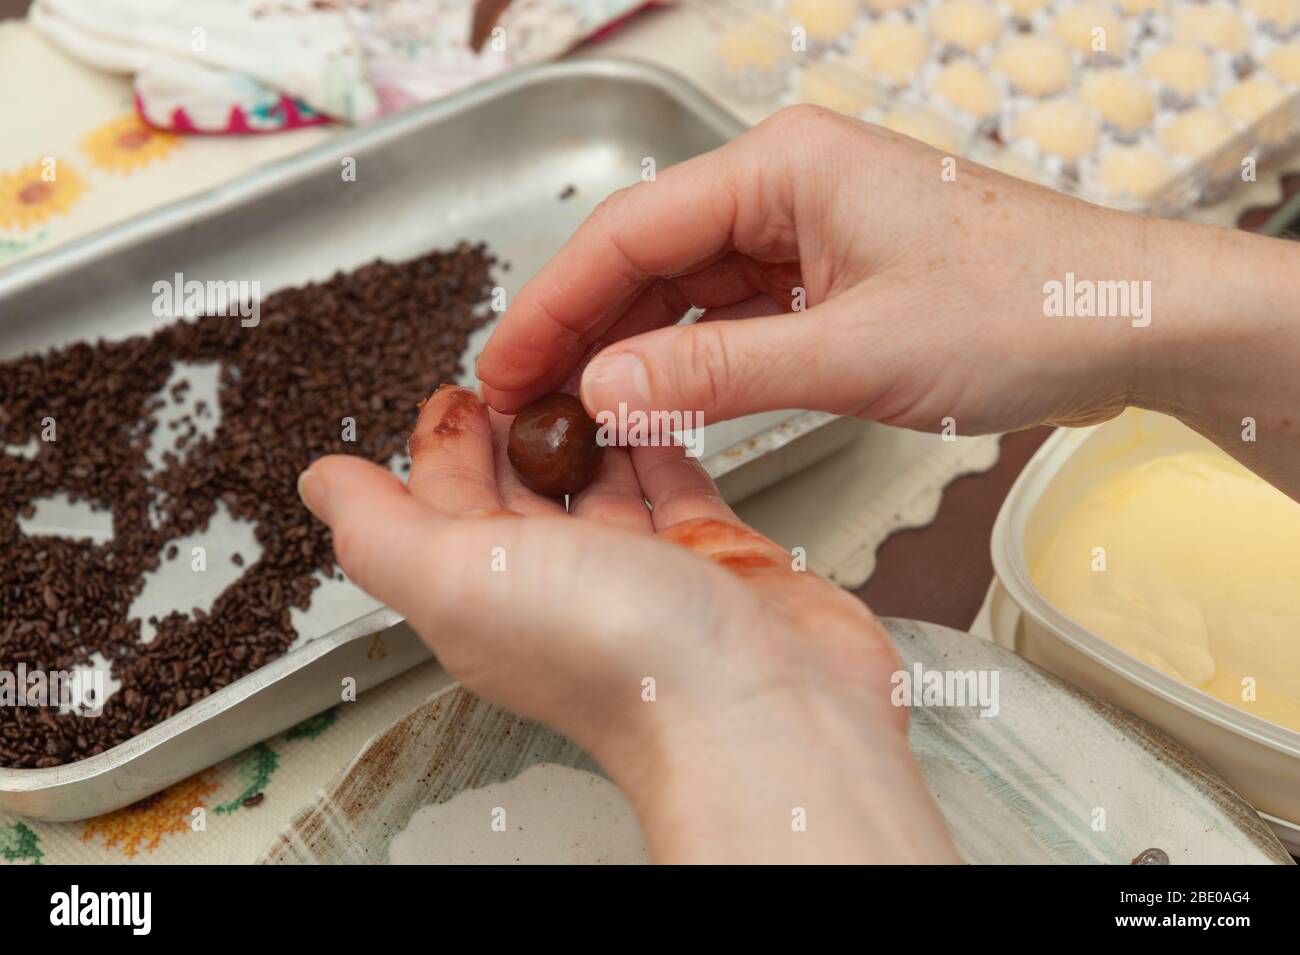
[0,243,496,767]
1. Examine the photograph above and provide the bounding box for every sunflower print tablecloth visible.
[0,21,335,266]
[0,656,454,864]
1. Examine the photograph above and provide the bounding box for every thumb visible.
[579,304,865,424]
[297,454,448,616]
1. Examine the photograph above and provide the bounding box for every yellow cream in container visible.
[1032,449,1300,733]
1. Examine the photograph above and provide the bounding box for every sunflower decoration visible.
[81,770,220,859]
[81,113,181,175]
[0,159,87,232]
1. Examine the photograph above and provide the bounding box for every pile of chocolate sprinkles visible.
[0,244,497,767]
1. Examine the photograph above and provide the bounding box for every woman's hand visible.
[476,104,1145,432]
[477,105,1300,500]
[299,385,960,863]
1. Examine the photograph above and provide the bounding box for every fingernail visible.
[297,467,328,521]
[582,351,649,412]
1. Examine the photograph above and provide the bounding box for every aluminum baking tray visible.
[689,0,1300,216]
[0,58,861,821]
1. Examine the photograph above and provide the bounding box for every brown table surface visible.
[855,427,1052,630]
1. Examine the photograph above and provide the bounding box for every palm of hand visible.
[303,385,905,775]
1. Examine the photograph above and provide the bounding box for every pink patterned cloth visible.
[32,0,660,135]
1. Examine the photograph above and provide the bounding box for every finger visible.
[488,409,566,517]
[483,279,692,413]
[631,443,738,531]
[695,293,784,324]
[551,262,798,402]
[476,124,801,402]
[482,259,803,412]
[407,384,502,515]
[298,455,447,612]
[569,447,653,532]
[672,253,804,311]
[580,297,868,425]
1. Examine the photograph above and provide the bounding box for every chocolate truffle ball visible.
[507,393,604,498]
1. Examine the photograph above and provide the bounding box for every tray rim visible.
[0,57,763,796]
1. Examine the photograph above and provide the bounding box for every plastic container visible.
[991,409,1300,837]
[688,0,1300,215]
